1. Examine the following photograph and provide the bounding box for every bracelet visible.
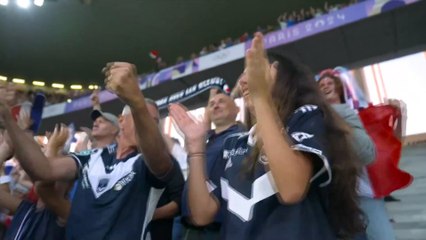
[188,152,205,158]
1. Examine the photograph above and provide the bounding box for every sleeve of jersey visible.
[145,156,182,189]
[164,159,185,206]
[68,151,92,175]
[287,106,332,187]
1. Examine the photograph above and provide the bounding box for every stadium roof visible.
[0,0,346,85]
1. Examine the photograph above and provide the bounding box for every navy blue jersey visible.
[6,200,65,240]
[67,144,180,240]
[181,124,245,224]
[209,105,336,240]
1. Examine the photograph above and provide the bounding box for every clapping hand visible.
[168,104,208,154]
[245,33,273,99]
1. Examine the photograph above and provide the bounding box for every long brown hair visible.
[318,73,346,103]
[245,53,364,238]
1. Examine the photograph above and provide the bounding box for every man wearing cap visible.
[0,62,179,239]
[75,89,118,151]
[90,109,119,149]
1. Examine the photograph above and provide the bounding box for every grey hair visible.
[145,98,159,110]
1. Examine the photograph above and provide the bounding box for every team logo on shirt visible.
[97,178,109,193]
[81,152,140,198]
[291,132,314,142]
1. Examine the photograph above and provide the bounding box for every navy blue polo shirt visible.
[67,144,180,240]
[6,200,65,240]
[181,124,245,224]
[209,105,337,240]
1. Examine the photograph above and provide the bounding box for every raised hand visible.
[45,131,52,140]
[102,62,143,106]
[79,127,94,142]
[245,33,272,99]
[168,103,208,154]
[90,89,101,110]
[0,130,14,164]
[386,98,407,139]
[17,110,32,130]
[0,100,12,125]
[47,124,69,154]
[0,84,17,106]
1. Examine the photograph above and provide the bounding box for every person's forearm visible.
[188,155,218,226]
[92,104,101,111]
[0,187,22,214]
[253,97,312,204]
[3,116,52,181]
[153,201,179,220]
[35,182,71,221]
[0,144,13,165]
[130,99,172,177]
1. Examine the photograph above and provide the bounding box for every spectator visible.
[200,47,209,56]
[277,13,288,29]
[176,56,185,64]
[178,90,244,240]
[224,38,233,48]
[218,40,226,50]
[208,44,218,52]
[145,99,185,240]
[0,62,180,239]
[318,72,396,240]
[0,117,70,240]
[190,53,198,60]
[239,32,249,43]
[170,33,365,240]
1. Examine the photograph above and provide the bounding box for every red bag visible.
[358,104,413,198]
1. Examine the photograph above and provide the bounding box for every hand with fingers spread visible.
[245,33,273,99]
[73,127,92,152]
[102,62,143,106]
[79,127,94,142]
[90,89,101,110]
[168,103,208,154]
[46,124,70,156]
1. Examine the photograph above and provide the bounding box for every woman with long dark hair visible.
[169,33,365,239]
